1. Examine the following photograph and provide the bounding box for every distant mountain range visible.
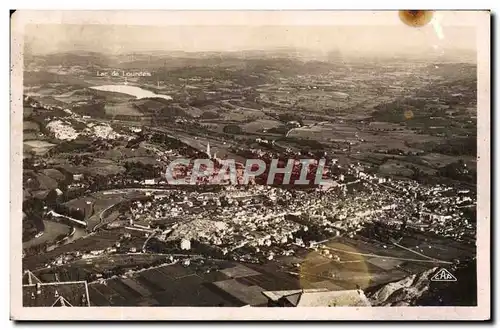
[25,46,476,68]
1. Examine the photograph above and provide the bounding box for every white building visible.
[180,238,191,251]
[143,179,156,185]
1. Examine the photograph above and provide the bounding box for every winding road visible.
[322,245,453,265]
[90,187,176,232]
[92,201,122,232]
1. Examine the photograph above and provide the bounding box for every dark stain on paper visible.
[399,10,434,27]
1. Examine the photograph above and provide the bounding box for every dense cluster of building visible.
[118,156,476,263]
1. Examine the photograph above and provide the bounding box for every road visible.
[390,241,445,263]
[91,188,176,232]
[322,245,453,265]
[47,210,87,227]
[141,230,160,251]
[92,201,122,232]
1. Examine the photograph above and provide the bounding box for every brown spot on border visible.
[399,10,434,27]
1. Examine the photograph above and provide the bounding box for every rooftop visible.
[23,280,91,307]
[262,288,371,307]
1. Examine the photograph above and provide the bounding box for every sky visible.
[19,11,479,55]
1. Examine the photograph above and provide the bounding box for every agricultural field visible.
[419,153,476,169]
[32,254,170,283]
[104,103,143,116]
[70,194,125,228]
[23,106,33,118]
[64,197,97,221]
[60,160,126,177]
[124,157,158,165]
[23,121,40,132]
[23,170,62,192]
[22,220,72,250]
[378,160,416,177]
[242,119,282,134]
[41,168,66,182]
[23,140,56,155]
[106,145,153,159]
[22,228,148,270]
[23,133,40,141]
[290,234,474,292]
[65,189,149,229]
[87,260,299,307]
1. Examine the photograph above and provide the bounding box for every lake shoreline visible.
[90,84,173,101]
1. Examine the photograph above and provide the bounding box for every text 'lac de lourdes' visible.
[96,70,152,77]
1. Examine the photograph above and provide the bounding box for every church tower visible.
[206,142,211,158]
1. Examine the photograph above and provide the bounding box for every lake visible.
[90,85,173,100]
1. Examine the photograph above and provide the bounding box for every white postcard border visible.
[10,10,491,321]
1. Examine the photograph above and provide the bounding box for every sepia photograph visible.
[10,10,490,320]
